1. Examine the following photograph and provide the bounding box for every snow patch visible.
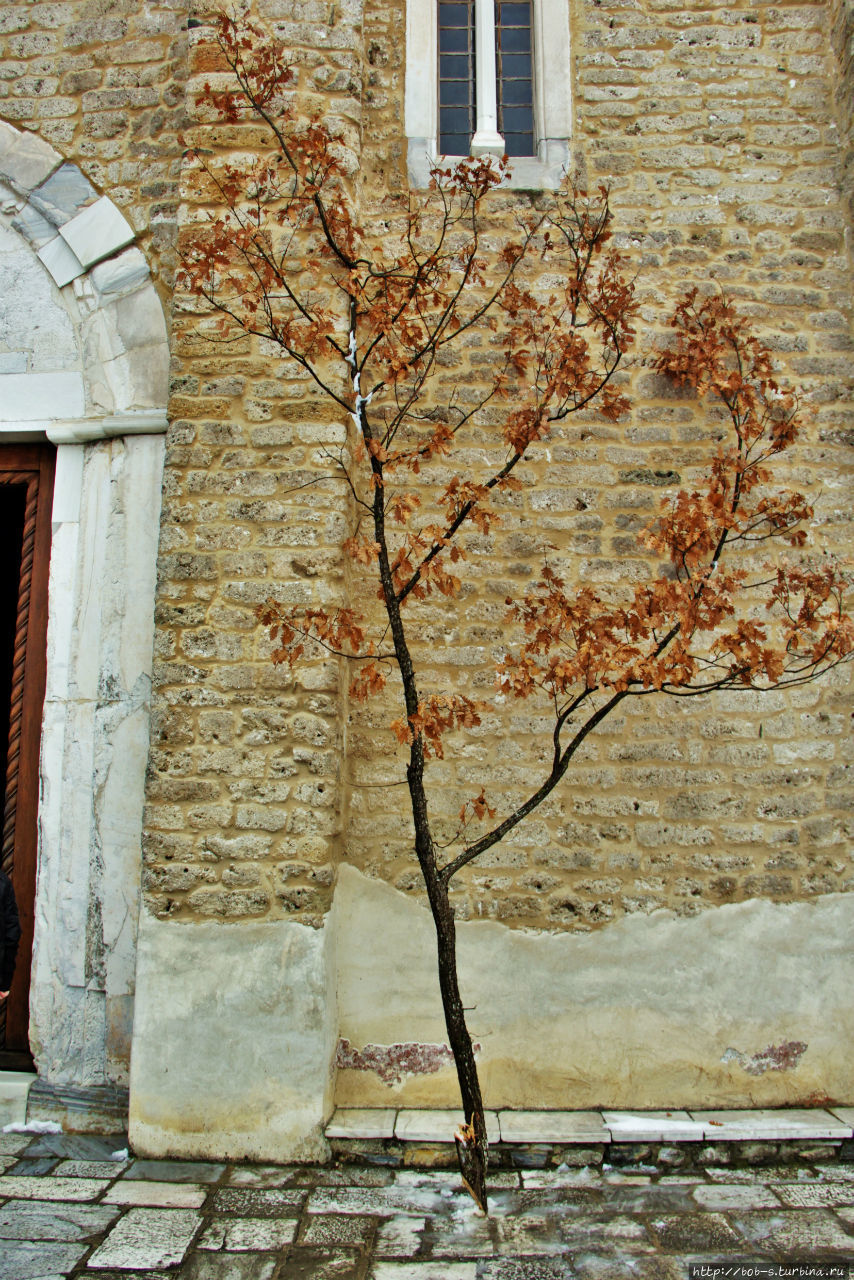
[3,1120,63,1134]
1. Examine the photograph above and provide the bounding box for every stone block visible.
[829,1107,854,1132]
[11,201,56,248]
[0,353,27,374]
[59,195,135,268]
[129,914,336,1163]
[0,121,62,194]
[29,162,97,225]
[326,1108,398,1139]
[498,1111,610,1144]
[37,233,85,286]
[603,1111,706,1142]
[394,1109,501,1144]
[126,1159,224,1183]
[0,1072,34,1128]
[90,248,150,298]
[690,1109,851,1141]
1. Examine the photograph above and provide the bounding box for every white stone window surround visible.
[406,0,572,189]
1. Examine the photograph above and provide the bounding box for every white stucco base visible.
[128,913,338,1162]
[127,865,853,1160]
[333,867,854,1111]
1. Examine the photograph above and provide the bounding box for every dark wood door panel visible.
[0,444,55,1068]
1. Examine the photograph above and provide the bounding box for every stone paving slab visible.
[603,1111,705,1143]
[104,1180,208,1208]
[0,1199,121,1241]
[126,1160,225,1183]
[8,1157,61,1176]
[0,1240,87,1280]
[182,1258,278,1280]
[196,1214,298,1250]
[18,1134,128,1160]
[211,1186,306,1215]
[372,1266,477,1279]
[53,1160,131,1179]
[86,1207,202,1269]
[692,1182,782,1210]
[0,1174,111,1201]
[0,1134,30,1155]
[732,1206,854,1254]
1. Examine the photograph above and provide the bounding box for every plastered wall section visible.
[333,866,854,1109]
[143,0,853,937]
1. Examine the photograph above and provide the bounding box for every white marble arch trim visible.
[0,117,170,427]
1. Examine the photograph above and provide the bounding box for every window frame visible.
[405,0,572,189]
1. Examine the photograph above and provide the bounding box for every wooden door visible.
[0,444,54,1070]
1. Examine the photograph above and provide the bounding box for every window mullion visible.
[470,0,505,157]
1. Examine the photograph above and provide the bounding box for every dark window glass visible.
[440,53,472,80]
[502,78,532,105]
[439,27,470,52]
[439,1,470,24]
[500,52,532,79]
[442,80,473,107]
[439,1,475,153]
[441,107,475,132]
[500,25,530,52]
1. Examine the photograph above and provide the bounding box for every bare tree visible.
[179,14,853,1210]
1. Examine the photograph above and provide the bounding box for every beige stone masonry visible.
[138,0,854,935]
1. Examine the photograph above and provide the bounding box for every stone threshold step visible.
[326,1106,854,1144]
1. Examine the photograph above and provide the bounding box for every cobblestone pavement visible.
[1,1132,853,1279]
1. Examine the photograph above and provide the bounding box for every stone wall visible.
[143,0,853,936]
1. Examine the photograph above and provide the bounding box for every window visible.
[438,2,535,158]
[406,0,571,189]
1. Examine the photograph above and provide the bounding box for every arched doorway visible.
[0,118,169,1108]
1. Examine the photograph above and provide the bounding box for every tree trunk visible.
[367,439,488,1210]
[421,863,489,1212]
